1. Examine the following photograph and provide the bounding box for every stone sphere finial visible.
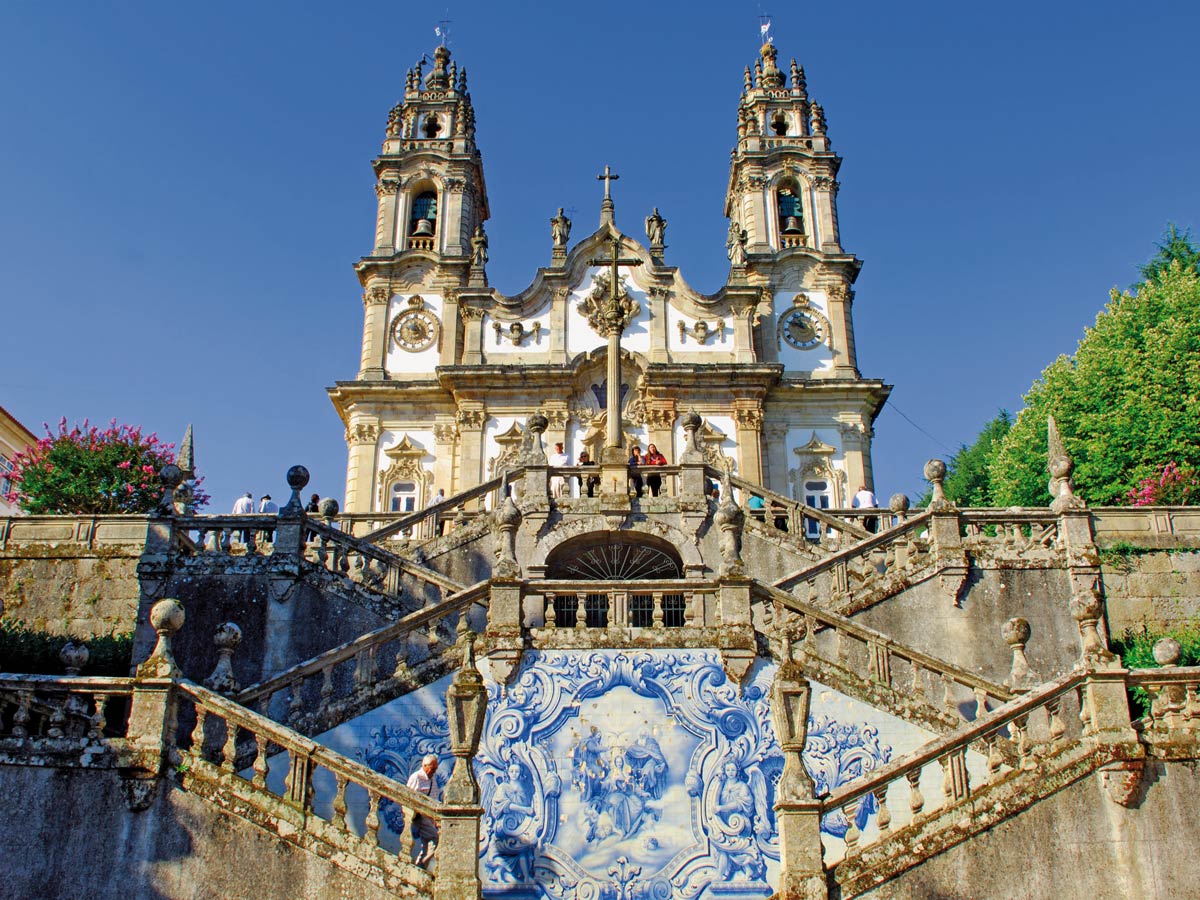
[1001,617,1032,648]
[59,641,89,675]
[682,409,702,431]
[527,413,549,434]
[160,464,183,490]
[1069,589,1103,624]
[287,465,310,491]
[1153,637,1183,667]
[204,621,243,694]
[924,459,947,483]
[213,621,243,652]
[888,493,910,514]
[150,598,185,636]
[138,598,185,678]
[319,497,340,519]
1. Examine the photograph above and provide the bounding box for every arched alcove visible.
[545,532,682,580]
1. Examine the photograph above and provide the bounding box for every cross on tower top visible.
[597,165,620,226]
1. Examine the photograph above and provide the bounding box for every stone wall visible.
[1101,550,1200,636]
[855,761,1200,900]
[0,765,404,900]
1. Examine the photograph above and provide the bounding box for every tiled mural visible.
[315,650,962,899]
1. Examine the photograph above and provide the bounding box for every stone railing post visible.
[521,412,551,506]
[924,460,967,605]
[771,646,827,900]
[272,465,310,574]
[678,409,707,498]
[717,576,755,684]
[124,598,185,808]
[437,634,486,900]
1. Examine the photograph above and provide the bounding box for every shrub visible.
[0,621,134,675]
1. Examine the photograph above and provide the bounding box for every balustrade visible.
[533,581,704,630]
[1129,668,1200,737]
[0,675,133,749]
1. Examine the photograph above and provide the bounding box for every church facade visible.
[328,41,890,518]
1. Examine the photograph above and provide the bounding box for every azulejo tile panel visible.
[317,649,942,899]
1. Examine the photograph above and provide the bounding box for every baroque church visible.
[4,30,1199,900]
[327,39,889,520]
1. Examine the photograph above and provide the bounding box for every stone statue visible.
[471,224,489,267]
[726,221,748,265]
[550,208,571,248]
[645,208,667,247]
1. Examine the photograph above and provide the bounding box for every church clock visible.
[778,294,829,350]
[391,298,440,352]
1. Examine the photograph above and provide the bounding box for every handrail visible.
[772,510,934,590]
[823,670,1083,811]
[235,581,489,707]
[0,674,136,689]
[178,681,444,818]
[362,471,522,543]
[305,518,466,594]
[753,582,1011,701]
[711,466,872,541]
[533,578,710,591]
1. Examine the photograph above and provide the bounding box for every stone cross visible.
[597,164,619,226]
[588,235,643,458]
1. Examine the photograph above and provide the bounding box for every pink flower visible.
[117,461,131,469]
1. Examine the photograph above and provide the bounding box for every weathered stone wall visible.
[855,760,1200,900]
[1101,550,1200,636]
[0,547,143,639]
[0,766,402,900]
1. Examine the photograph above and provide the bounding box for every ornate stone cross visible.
[597,164,619,226]
[586,234,643,459]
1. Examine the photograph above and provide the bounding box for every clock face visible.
[392,308,440,352]
[780,307,826,350]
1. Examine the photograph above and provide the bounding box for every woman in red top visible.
[644,443,668,496]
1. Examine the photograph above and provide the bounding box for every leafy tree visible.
[4,418,205,515]
[989,233,1200,506]
[919,411,1012,507]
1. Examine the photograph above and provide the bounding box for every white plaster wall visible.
[564,267,652,359]
[665,306,734,355]
[772,289,835,373]
[481,305,551,359]
[384,293,444,376]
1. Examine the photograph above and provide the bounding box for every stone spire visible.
[177,424,194,481]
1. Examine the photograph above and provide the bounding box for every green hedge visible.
[1110,623,1200,715]
[0,621,133,675]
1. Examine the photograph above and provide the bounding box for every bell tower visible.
[368,44,489,262]
[724,41,841,256]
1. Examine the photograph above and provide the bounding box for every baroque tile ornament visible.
[340,650,894,900]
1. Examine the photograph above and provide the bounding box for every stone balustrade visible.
[0,515,153,550]
[1128,667,1200,739]
[176,680,442,883]
[0,674,134,760]
[234,585,488,735]
[529,579,706,630]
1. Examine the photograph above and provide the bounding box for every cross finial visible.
[597,165,620,200]
[758,13,773,44]
[435,16,452,47]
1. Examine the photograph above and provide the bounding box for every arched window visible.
[389,481,419,513]
[803,479,830,539]
[409,190,437,237]
[777,182,805,245]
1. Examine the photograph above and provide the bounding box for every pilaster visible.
[823,283,858,377]
[359,287,390,380]
[733,400,764,484]
[461,304,484,365]
[344,418,381,513]
[433,419,459,496]
[763,424,789,496]
[812,176,841,253]
[372,176,400,255]
[455,402,487,494]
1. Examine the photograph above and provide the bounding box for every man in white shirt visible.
[258,494,278,544]
[852,485,879,533]
[549,442,570,497]
[231,492,254,545]
[406,754,441,866]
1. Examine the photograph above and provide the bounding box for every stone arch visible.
[530,519,703,575]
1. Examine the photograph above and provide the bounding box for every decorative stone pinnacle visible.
[137,598,185,679]
[282,465,310,515]
[204,622,243,695]
[597,165,619,226]
[1153,638,1182,667]
[60,641,89,676]
[924,459,954,512]
[1047,415,1086,513]
[1001,617,1037,691]
[158,464,183,516]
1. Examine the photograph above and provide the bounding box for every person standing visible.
[305,492,321,543]
[549,442,570,498]
[231,491,254,545]
[852,484,879,533]
[577,450,599,498]
[258,494,278,544]
[643,443,668,497]
[406,754,441,867]
[627,446,644,497]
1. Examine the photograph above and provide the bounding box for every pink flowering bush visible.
[1127,462,1200,507]
[4,418,208,514]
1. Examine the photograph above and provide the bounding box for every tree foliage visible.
[4,418,200,515]
[925,411,1012,507]
[989,237,1200,506]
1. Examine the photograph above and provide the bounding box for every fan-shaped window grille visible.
[546,535,683,580]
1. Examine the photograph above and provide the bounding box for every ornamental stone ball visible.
[59,641,89,675]
[496,493,522,528]
[150,598,186,636]
[287,465,311,492]
[1069,589,1103,624]
[681,409,703,432]
[924,459,947,483]
[319,497,340,519]
[889,493,910,514]
[213,622,243,652]
[527,412,549,434]
[1002,617,1032,648]
[1153,637,1183,667]
[159,464,184,490]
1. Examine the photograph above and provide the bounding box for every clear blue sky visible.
[2,1,1197,509]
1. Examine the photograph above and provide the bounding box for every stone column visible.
[549,288,569,360]
[733,400,764,485]
[744,174,771,255]
[646,402,677,465]
[455,403,487,494]
[838,423,871,493]
[343,418,381,514]
[359,287,391,380]
[771,652,827,900]
[648,287,670,363]
[442,181,468,258]
[461,305,484,365]
[440,290,461,366]
[763,424,789,496]
[924,460,968,605]
[433,419,459,497]
[821,283,858,377]
[812,176,841,253]
[373,176,400,255]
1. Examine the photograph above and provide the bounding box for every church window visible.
[421,115,442,138]
[409,191,437,236]
[771,111,789,135]
[804,479,830,539]
[583,593,609,628]
[389,480,418,512]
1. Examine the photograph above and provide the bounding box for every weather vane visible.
[435,13,452,47]
[758,12,773,45]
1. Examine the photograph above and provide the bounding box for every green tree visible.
[990,235,1200,506]
[1139,224,1200,282]
[936,410,1013,507]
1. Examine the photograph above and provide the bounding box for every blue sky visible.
[2,1,1197,508]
